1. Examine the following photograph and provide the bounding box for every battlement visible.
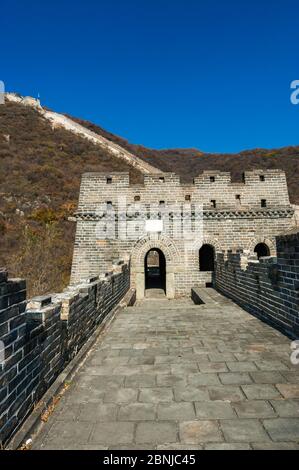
[143,173,181,186]
[215,230,299,338]
[80,169,288,185]
[76,169,291,213]
[0,262,131,446]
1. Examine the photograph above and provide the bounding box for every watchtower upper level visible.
[77,169,291,213]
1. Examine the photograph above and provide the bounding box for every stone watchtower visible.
[70,169,295,299]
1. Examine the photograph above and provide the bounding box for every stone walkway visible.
[33,289,299,450]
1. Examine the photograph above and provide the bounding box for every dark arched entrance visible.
[254,243,270,259]
[145,249,166,293]
[199,244,215,272]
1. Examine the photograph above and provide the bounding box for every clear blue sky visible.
[1,0,299,153]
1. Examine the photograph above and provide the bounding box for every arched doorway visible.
[145,249,166,294]
[131,235,179,300]
[254,243,270,259]
[199,244,215,272]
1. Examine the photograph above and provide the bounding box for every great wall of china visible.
[0,94,298,449]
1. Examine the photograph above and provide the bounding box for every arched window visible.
[199,244,215,272]
[254,243,270,259]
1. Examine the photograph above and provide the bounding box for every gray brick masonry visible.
[0,263,130,445]
[70,170,296,299]
[215,231,299,338]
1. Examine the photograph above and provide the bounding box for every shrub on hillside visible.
[29,207,60,224]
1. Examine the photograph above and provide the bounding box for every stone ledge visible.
[26,295,52,310]
[72,208,295,221]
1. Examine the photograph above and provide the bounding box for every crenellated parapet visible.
[215,231,299,338]
[0,262,131,446]
[76,170,292,213]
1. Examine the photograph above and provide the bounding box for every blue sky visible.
[1,0,299,152]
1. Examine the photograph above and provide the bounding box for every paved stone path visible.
[33,289,299,450]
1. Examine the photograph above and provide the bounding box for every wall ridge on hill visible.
[5,93,160,176]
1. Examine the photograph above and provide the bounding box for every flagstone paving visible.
[33,289,299,450]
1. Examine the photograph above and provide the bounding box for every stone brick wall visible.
[215,231,299,339]
[70,170,296,297]
[0,262,130,445]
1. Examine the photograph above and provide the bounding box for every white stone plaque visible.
[145,219,163,232]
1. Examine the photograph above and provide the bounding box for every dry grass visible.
[40,382,70,424]
[0,102,142,295]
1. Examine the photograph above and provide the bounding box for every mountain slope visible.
[0,100,144,296]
